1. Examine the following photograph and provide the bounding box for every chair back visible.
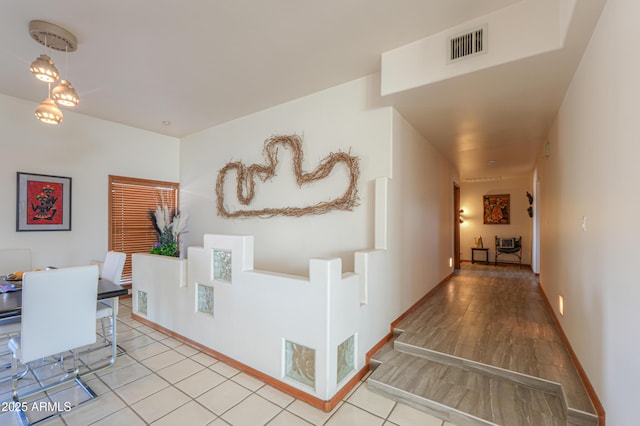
[102,251,126,284]
[0,248,32,276]
[18,265,99,363]
[495,236,522,251]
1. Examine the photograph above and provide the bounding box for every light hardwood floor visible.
[368,263,597,426]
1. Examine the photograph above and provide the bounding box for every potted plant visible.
[149,205,188,257]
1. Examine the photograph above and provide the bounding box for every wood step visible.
[368,350,568,426]
[389,331,598,425]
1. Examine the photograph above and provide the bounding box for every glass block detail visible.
[337,335,355,384]
[284,340,315,389]
[137,290,148,316]
[213,249,232,283]
[197,283,214,316]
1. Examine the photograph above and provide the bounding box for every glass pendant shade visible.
[30,54,59,83]
[52,80,79,107]
[35,97,63,124]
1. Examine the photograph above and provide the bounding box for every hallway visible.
[368,264,597,425]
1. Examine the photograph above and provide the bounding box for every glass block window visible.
[137,290,148,316]
[197,283,214,316]
[337,335,355,384]
[284,340,315,389]
[213,249,232,283]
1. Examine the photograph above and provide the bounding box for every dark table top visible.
[0,278,128,320]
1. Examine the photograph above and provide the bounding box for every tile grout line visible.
[15,298,451,426]
[98,314,200,425]
[92,316,278,425]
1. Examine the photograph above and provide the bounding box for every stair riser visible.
[392,341,599,426]
[567,408,599,426]
[395,341,563,398]
[368,378,499,426]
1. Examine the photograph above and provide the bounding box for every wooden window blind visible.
[109,175,179,284]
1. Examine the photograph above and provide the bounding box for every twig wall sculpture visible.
[216,135,360,218]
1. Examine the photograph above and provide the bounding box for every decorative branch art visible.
[216,135,360,218]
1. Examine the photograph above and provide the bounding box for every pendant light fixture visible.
[29,53,59,83]
[28,20,79,124]
[35,83,63,124]
[51,45,79,107]
[35,98,64,124]
[51,79,79,107]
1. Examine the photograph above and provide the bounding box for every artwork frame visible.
[483,194,510,225]
[17,172,72,231]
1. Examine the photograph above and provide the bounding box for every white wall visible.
[389,111,458,310]
[460,176,533,264]
[170,75,458,402]
[180,71,457,288]
[0,94,180,269]
[135,236,361,401]
[357,111,459,371]
[180,75,392,276]
[536,0,640,424]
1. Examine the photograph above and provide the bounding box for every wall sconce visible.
[558,295,564,316]
[459,209,464,223]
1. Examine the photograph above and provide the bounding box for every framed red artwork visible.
[483,194,510,225]
[17,172,72,231]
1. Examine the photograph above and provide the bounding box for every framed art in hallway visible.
[483,194,510,225]
[16,172,72,231]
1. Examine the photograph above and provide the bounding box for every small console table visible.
[471,248,490,264]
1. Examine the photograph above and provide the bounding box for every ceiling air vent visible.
[448,25,487,63]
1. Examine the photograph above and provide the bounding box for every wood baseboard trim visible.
[390,272,454,331]
[366,332,394,364]
[461,259,533,269]
[127,273,455,413]
[537,284,606,426]
[365,273,454,364]
[130,313,366,412]
[494,262,532,269]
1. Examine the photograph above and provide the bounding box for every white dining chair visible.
[96,251,126,344]
[9,265,99,401]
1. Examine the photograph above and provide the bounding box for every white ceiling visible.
[0,0,605,179]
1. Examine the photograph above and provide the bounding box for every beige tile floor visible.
[0,298,457,426]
